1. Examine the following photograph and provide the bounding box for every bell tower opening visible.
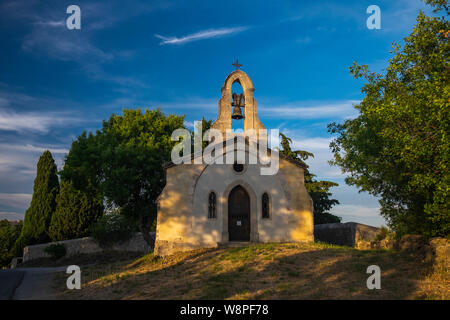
[211,62,266,138]
[231,81,244,133]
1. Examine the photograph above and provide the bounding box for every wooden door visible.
[228,185,250,241]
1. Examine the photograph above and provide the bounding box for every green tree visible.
[56,131,105,239]
[49,180,103,241]
[15,151,59,254]
[59,131,103,201]
[0,220,22,267]
[98,108,185,245]
[279,133,341,224]
[328,3,449,237]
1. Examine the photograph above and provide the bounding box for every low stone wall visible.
[22,232,155,262]
[357,234,449,256]
[356,236,449,272]
[314,222,380,247]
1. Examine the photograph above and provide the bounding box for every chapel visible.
[154,65,314,256]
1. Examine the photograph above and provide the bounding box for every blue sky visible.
[0,0,434,225]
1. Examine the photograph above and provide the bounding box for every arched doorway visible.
[228,185,250,241]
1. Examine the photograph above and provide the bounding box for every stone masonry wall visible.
[314,222,380,247]
[22,232,155,262]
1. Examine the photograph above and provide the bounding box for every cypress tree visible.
[15,151,59,252]
[49,180,103,241]
[279,133,341,224]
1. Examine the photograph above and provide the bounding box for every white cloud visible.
[292,137,332,150]
[1,143,69,154]
[34,20,65,27]
[155,26,248,45]
[261,100,360,119]
[330,204,386,227]
[0,193,31,210]
[184,121,195,129]
[280,132,340,180]
[0,142,68,194]
[0,212,24,221]
[331,204,380,218]
[22,26,114,62]
[0,108,81,133]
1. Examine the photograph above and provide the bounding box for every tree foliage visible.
[59,131,103,202]
[279,133,341,224]
[48,180,103,241]
[0,220,22,267]
[97,108,185,245]
[89,213,135,248]
[14,151,59,253]
[328,4,449,237]
[55,132,105,240]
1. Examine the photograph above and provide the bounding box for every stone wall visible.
[22,232,155,262]
[314,222,380,247]
[155,151,314,257]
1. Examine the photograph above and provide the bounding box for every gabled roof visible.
[163,137,308,170]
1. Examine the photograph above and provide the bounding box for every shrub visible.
[0,220,23,268]
[49,180,103,241]
[375,226,396,241]
[89,213,135,248]
[44,243,66,259]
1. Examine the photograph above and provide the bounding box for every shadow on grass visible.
[58,242,437,300]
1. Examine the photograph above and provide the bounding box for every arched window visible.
[208,192,216,219]
[262,193,270,219]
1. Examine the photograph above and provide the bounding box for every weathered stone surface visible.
[398,234,427,251]
[22,232,155,262]
[429,237,450,268]
[314,222,380,247]
[356,236,449,270]
[211,70,265,137]
[155,70,314,257]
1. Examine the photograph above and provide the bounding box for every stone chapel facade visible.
[154,69,314,256]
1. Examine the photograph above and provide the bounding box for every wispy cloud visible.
[1,0,166,87]
[33,20,65,27]
[0,193,31,210]
[22,26,114,62]
[0,108,82,133]
[0,212,24,221]
[286,134,342,179]
[0,143,69,154]
[0,142,68,175]
[261,100,360,119]
[155,26,248,45]
[331,204,380,218]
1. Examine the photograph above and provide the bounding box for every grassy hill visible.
[54,242,448,300]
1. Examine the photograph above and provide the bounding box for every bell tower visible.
[211,61,266,138]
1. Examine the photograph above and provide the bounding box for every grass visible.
[52,242,449,300]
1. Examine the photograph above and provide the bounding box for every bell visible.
[232,106,244,120]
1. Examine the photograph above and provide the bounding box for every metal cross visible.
[232,59,243,70]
